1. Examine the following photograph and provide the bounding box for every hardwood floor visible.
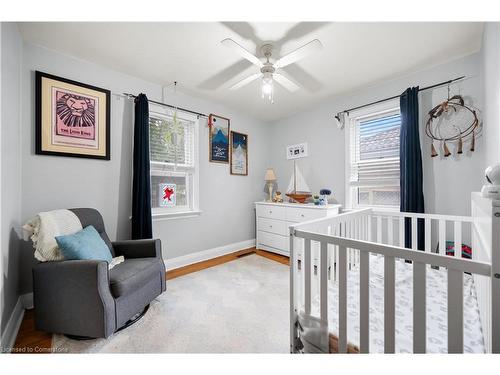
[12,309,52,354]
[11,247,289,353]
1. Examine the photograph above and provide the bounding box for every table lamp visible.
[264,168,277,202]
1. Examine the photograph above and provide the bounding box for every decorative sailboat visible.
[286,161,312,203]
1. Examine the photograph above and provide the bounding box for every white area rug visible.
[52,254,290,353]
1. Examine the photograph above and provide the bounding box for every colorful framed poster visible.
[35,71,111,160]
[230,131,248,176]
[159,183,176,207]
[209,114,230,163]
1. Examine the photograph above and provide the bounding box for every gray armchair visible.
[32,208,166,339]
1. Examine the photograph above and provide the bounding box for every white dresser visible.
[255,202,341,256]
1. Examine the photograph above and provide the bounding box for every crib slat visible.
[320,241,328,323]
[425,218,431,252]
[384,256,396,353]
[368,215,373,242]
[399,217,405,247]
[339,245,347,353]
[304,239,312,316]
[377,216,382,243]
[359,251,370,353]
[448,269,463,353]
[439,220,446,255]
[454,221,462,259]
[411,217,418,250]
[413,262,426,353]
[388,217,394,246]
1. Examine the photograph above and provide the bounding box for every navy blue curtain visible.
[132,94,153,239]
[400,87,425,250]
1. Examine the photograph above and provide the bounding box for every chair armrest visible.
[112,239,162,259]
[33,260,116,338]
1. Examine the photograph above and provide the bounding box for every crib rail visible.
[289,208,499,354]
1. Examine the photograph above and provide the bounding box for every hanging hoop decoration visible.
[425,94,479,158]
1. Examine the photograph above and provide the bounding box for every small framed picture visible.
[209,114,230,163]
[230,131,248,176]
[159,183,176,207]
[286,142,308,160]
[35,71,111,160]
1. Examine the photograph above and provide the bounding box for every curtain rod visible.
[334,75,466,122]
[123,93,208,118]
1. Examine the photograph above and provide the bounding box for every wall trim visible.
[1,297,25,353]
[165,239,256,270]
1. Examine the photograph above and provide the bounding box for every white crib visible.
[289,192,500,353]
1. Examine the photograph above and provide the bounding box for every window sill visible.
[152,210,202,221]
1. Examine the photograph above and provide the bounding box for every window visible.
[346,101,401,209]
[149,104,199,218]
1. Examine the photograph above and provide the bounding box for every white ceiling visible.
[18,22,484,122]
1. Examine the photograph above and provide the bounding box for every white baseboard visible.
[165,239,256,270]
[1,297,25,353]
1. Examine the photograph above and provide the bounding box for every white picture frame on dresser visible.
[255,201,341,256]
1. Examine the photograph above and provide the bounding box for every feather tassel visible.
[431,143,438,157]
[443,141,451,157]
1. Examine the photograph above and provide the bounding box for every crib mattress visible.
[312,255,485,353]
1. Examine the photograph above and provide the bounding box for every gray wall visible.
[18,42,270,292]
[1,23,22,343]
[269,53,484,217]
[481,23,500,168]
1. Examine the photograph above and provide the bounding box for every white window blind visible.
[149,113,195,169]
[347,104,401,208]
[350,113,401,186]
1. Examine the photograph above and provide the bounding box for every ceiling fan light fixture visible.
[261,72,274,103]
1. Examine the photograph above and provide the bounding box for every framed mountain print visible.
[230,131,248,176]
[35,71,111,160]
[209,114,230,163]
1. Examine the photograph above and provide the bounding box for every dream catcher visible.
[425,90,479,158]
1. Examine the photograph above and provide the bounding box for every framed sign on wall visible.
[286,142,308,160]
[230,131,248,176]
[35,71,111,160]
[208,113,230,163]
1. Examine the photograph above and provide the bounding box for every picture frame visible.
[230,131,248,176]
[35,71,111,160]
[286,142,308,160]
[208,113,230,163]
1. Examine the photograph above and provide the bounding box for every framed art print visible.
[35,71,111,160]
[230,131,248,176]
[209,113,230,163]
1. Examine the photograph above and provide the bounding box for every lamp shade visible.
[264,168,277,181]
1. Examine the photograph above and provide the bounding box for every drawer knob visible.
[269,225,273,228]
[301,214,305,217]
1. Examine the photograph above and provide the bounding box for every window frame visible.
[344,99,401,211]
[149,104,200,220]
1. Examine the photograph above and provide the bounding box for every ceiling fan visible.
[221,38,323,103]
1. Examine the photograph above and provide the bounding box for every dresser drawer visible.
[258,231,288,252]
[258,217,288,235]
[256,205,286,220]
[286,207,325,223]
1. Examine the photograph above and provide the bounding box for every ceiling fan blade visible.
[274,73,300,92]
[275,39,323,69]
[221,38,263,68]
[229,73,262,90]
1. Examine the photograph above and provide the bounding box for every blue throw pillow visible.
[56,225,112,263]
